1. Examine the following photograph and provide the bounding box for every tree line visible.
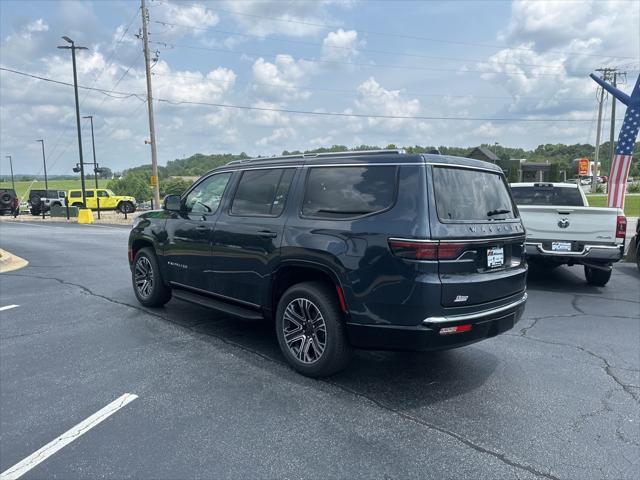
[106,141,640,201]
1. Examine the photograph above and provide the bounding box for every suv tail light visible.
[616,215,627,239]
[388,239,466,260]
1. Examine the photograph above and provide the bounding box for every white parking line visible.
[0,305,19,312]
[0,393,138,480]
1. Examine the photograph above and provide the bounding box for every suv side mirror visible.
[163,194,182,211]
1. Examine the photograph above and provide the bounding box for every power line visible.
[153,20,579,72]
[151,71,595,102]
[153,2,636,61]
[151,40,593,78]
[0,65,621,124]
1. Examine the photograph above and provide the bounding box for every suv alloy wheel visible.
[276,282,351,377]
[132,248,172,307]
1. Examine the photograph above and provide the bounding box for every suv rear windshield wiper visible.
[487,208,511,217]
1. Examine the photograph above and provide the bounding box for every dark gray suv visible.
[129,149,527,376]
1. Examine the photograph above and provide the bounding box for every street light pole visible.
[36,140,49,219]
[58,36,88,208]
[83,115,101,218]
[5,155,15,190]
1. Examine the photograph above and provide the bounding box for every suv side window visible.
[302,166,397,218]
[70,191,81,198]
[184,172,231,214]
[230,168,295,216]
[97,190,109,198]
[85,191,95,198]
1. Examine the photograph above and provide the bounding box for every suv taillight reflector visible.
[388,239,466,260]
[440,324,472,335]
[616,215,627,239]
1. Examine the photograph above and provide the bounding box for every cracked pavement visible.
[1,221,638,479]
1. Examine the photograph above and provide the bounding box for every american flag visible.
[609,102,639,208]
[590,73,640,209]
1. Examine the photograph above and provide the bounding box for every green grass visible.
[0,179,109,201]
[586,194,640,217]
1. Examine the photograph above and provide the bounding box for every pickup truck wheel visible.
[276,281,351,377]
[118,201,135,214]
[584,265,612,286]
[132,248,172,307]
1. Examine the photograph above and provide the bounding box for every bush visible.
[627,182,640,193]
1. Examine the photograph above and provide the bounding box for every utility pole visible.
[592,68,618,193]
[58,36,89,207]
[83,115,101,219]
[36,139,49,219]
[141,0,161,209]
[5,155,15,190]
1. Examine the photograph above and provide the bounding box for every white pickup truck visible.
[510,183,626,286]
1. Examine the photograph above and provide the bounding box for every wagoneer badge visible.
[558,218,570,229]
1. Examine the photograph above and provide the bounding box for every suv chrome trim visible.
[423,293,527,324]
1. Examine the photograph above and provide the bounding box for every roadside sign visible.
[150,175,158,186]
[578,158,589,176]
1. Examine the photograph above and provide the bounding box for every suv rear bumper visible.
[525,242,623,262]
[346,293,526,351]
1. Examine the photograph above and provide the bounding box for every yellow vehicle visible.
[67,189,137,213]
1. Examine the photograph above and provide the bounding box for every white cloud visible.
[223,0,351,38]
[251,55,316,100]
[153,62,236,103]
[322,29,363,61]
[155,1,219,35]
[256,127,295,146]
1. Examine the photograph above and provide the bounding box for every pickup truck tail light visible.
[388,239,466,260]
[616,215,627,239]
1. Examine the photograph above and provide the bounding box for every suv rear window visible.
[231,168,295,216]
[302,166,397,218]
[433,167,516,221]
[511,186,583,206]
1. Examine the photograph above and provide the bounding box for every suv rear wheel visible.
[584,264,612,286]
[276,281,351,377]
[132,248,172,307]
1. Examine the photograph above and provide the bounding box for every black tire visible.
[276,281,351,377]
[29,194,42,207]
[584,265,612,286]
[0,193,12,205]
[118,201,135,214]
[30,209,40,216]
[132,248,172,307]
[72,202,85,209]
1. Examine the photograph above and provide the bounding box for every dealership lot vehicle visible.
[27,189,66,216]
[0,222,638,480]
[511,182,626,286]
[129,150,527,376]
[0,188,19,217]
[67,188,136,213]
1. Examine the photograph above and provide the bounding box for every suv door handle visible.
[258,230,278,238]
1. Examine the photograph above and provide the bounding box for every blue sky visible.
[0,0,638,175]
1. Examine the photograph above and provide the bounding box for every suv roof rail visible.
[227,148,406,165]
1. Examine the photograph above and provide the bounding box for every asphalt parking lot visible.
[0,221,638,479]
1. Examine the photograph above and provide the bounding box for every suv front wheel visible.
[276,281,351,377]
[132,248,172,307]
[118,201,135,214]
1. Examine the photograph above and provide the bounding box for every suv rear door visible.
[211,167,297,306]
[429,165,526,308]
